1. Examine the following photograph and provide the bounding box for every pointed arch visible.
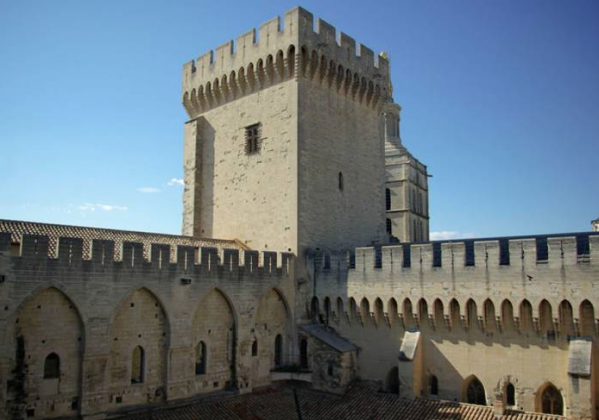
[484,299,496,332]
[374,298,384,327]
[403,298,415,330]
[336,297,344,321]
[434,299,445,330]
[463,375,486,405]
[311,296,320,319]
[418,298,429,328]
[14,287,83,416]
[501,299,515,332]
[287,45,296,78]
[109,287,167,405]
[430,375,439,397]
[254,288,291,384]
[387,298,398,326]
[519,299,533,331]
[450,299,461,330]
[324,296,331,324]
[466,299,478,331]
[580,300,595,336]
[539,299,554,336]
[349,297,358,323]
[559,300,574,336]
[360,297,371,324]
[505,382,516,406]
[536,382,564,415]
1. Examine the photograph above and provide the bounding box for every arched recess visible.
[374,298,384,327]
[349,298,358,323]
[13,287,84,418]
[403,298,415,330]
[287,45,296,78]
[580,300,596,336]
[254,288,291,385]
[463,375,486,405]
[433,299,445,330]
[536,382,564,415]
[519,299,533,332]
[501,299,515,332]
[384,366,400,394]
[388,298,398,327]
[466,299,478,331]
[484,299,496,332]
[336,297,344,322]
[539,300,554,337]
[109,288,167,407]
[192,288,236,391]
[360,298,371,324]
[418,299,429,329]
[450,299,461,330]
[324,297,331,324]
[558,300,574,336]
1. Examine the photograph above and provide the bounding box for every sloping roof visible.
[115,381,565,420]
[299,324,359,352]
[0,219,241,260]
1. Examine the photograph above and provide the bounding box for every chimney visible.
[493,391,506,418]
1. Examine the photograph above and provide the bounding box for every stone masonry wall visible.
[312,234,599,419]
[0,233,295,419]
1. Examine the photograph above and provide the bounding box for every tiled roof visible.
[115,382,565,420]
[0,219,242,260]
[300,324,359,353]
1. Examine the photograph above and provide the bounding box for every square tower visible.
[181,7,390,255]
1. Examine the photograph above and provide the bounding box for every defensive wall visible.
[0,229,295,419]
[310,232,599,419]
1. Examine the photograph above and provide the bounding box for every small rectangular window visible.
[245,123,261,154]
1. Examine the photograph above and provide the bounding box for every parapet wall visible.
[0,232,293,277]
[182,7,390,117]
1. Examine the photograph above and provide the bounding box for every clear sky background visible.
[1,0,598,240]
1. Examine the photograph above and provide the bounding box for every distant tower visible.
[592,217,599,232]
[383,103,429,243]
[181,7,390,254]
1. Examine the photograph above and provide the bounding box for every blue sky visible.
[1,0,598,239]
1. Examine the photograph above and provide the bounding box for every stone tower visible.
[384,103,430,243]
[181,7,391,255]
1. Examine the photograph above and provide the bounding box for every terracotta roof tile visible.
[113,382,565,420]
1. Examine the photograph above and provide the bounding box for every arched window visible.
[251,338,258,357]
[195,341,207,375]
[430,375,439,397]
[386,218,392,235]
[465,377,486,405]
[505,382,516,406]
[274,334,283,367]
[300,338,308,369]
[385,188,391,210]
[338,172,344,191]
[131,346,145,384]
[385,367,400,394]
[540,384,563,415]
[43,353,60,379]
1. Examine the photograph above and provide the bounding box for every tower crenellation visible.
[182,7,390,118]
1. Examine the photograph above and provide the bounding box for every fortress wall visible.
[183,78,298,253]
[310,235,599,418]
[0,234,295,418]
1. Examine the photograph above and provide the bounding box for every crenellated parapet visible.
[0,232,293,278]
[182,7,390,118]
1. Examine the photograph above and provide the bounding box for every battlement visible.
[0,232,292,276]
[182,7,390,117]
[312,232,599,273]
